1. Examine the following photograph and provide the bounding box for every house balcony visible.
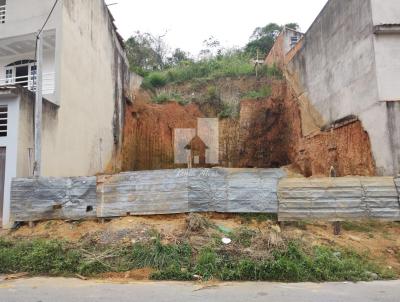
[0,30,56,102]
[0,72,55,95]
[0,4,5,24]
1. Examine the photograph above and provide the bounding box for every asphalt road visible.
[1,278,400,302]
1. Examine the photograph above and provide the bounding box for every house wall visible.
[265,29,303,69]
[369,1,400,175]
[286,0,394,175]
[371,0,400,101]
[39,0,130,177]
[265,32,285,69]
[0,91,20,227]
[17,90,58,178]
[0,0,60,39]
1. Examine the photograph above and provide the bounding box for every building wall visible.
[39,0,130,177]
[371,0,400,102]
[0,91,20,226]
[265,29,303,69]
[0,0,60,39]
[370,0,400,175]
[286,0,394,175]
[17,90,58,178]
[265,32,285,69]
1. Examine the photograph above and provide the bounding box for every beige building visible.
[266,0,400,177]
[0,0,136,227]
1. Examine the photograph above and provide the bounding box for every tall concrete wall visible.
[286,0,395,175]
[40,0,131,177]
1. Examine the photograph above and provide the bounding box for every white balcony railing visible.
[0,73,55,95]
[0,5,5,24]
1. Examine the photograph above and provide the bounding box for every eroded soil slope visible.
[121,76,376,177]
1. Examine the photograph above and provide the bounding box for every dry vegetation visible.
[1,214,400,282]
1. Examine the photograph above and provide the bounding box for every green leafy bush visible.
[142,72,167,89]
[0,239,80,276]
[152,92,189,105]
[218,103,237,119]
[242,85,272,100]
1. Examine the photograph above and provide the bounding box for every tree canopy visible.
[244,22,299,57]
[125,22,299,75]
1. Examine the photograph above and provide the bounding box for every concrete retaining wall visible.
[11,177,97,222]
[97,168,285,218]
[278,177,400,221]
[9,170,400,223]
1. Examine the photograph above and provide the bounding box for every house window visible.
[0,106,8,137]
[0,0,6,24]
[290,36,299,48]
[5,68,12,84]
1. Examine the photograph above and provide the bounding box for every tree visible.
[199,36,223,60]
[245,22,299,57]
[285,23,300,31]
[166,48,191,66]
[125,31,169,75]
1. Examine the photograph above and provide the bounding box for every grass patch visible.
[242,85,272,100]
[0,239,81,276]
[342,221,380,233]
[0,237,395,282]
[141,53,284,90]
[152,92,190,105]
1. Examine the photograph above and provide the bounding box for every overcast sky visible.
[105,0,328,56]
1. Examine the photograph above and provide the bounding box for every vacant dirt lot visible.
[2,214,400,280]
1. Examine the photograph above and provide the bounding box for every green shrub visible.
[142,52,255,89]
[152,92,189,105]
[242,85,272,100]
[130,238,192,271]
[194,248,219,279]
[142,72,167,89]
[0,239,81,276]
[218,103,237,119]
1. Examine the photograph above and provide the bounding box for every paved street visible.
[0,278,399,302]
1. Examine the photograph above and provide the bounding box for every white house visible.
[0,0,136,227]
